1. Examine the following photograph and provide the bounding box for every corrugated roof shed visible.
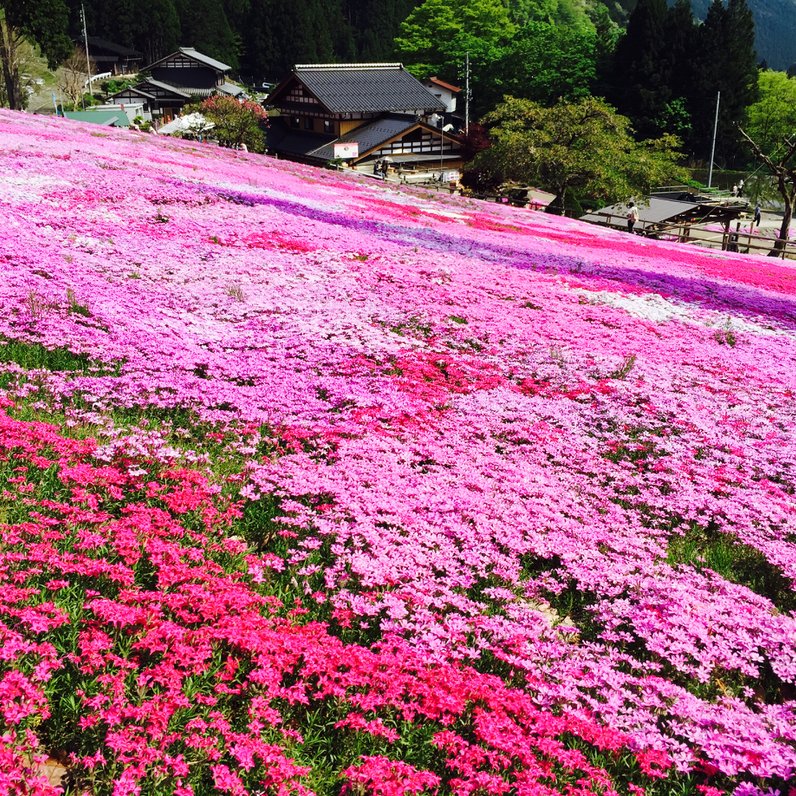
[290,63,445,114]
[63,110,129,127]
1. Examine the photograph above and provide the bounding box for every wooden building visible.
[267,63,465,173]
[422,76,460,114]
[84,37,143,75]
[108,47,243,122]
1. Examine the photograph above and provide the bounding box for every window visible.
[304,117,314,131]
[323,120,333,134]
[291,116,301,129]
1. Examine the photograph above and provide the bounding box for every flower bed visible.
[0,110,794,795]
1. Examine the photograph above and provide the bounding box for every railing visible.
[588,212,796,260]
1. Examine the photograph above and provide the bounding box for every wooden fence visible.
[589,211,796,261]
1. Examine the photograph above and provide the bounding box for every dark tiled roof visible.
[138,79,192,98]
[309,115,418,160]
[290,63,445,114]
[179,48,231,72]
[267,121,335,158]
[108,86,157,101]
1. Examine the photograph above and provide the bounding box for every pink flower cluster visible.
[0,402,654,794]
[0,109,795,792]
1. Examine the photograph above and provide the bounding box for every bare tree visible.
[59,47,91,110]
[740,127,796,257]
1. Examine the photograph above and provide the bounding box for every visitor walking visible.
[626,201,639,234]
[753,203,761,228]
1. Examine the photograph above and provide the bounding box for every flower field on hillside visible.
[0,110,794,796]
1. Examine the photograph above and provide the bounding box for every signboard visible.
[333,142,359,160]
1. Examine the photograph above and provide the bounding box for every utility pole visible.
[464,51,471,135]
[81,4,93,104]
[707,90,720,189]
[440,126,444,179]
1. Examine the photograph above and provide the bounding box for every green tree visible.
[470,95,685,215]
[395,0,516,115]
[0,0,71,109]
[740,70,796,254]
[745,70,796,153]
[500,21,597,105]
[200,94,268,151]
[509,0,591,28]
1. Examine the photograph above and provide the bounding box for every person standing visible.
[738,178,745,196]
[753,203,762,228]
[626,201,639,233]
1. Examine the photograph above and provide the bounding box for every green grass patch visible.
[0,337,94,372]
[667,523,795,615]
[0,337,122,376]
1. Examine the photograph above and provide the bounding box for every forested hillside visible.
[68,0,421,82]
[69,0,796,81]
[688,0,796,70]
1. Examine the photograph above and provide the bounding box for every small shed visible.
[63,110,130,128]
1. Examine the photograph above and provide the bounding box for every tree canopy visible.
[498,21,597,105]
[745,69,796,155]
[740,70,796,253]
[395,0,516,115]
[1,0,72,109]
[470,95,685,214]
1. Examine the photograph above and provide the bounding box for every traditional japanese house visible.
[108,47,243,122]
[84,37,143,75]
[267,63,465,173]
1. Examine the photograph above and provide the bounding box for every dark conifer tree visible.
[664,0,698,100]
[688,0,757,164]
[342,0,419,61]
[173,0,239,67]
[610,0,670,138]
[659,0,698,142]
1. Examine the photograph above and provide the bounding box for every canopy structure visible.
[581,193,748,236]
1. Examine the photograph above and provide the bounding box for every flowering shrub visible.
[199,95,268,153]
[0,109,794,794]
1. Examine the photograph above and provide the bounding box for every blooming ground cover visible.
[0,109,794,796]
